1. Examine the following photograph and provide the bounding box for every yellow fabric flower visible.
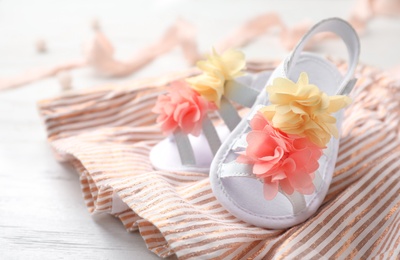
[186,48,246,107]
[260,72,352,147]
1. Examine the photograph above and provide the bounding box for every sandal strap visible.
[220,161,309,214]
[225,80,261,107]
[174,130,196,166]
[218,96,242,131]
[286,17,360,95]
[202,115,221,156]
[221,161,323,187]
[175,74,266,167]
[220,161,254,178]
[174,115,221,167]
[279,189,307,214]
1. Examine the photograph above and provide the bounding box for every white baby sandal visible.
[150,49,272,173]
[210,17,360,229]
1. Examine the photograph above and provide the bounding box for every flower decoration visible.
[186,48,246,107]
[237,112,322,200]
[236,72,352,200]
[152,48,246,137]
[260,72,352,147]
[152,80,211,136]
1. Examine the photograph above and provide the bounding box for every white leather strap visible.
[279,189,307,215]
[220,161,254,178]
[224,80,260,107]
[173,116,221,167]
[174,130,196,166]
[286,17,360,94]
[220,161,307,214]
[218,96,241,131]
[202,115,221,156]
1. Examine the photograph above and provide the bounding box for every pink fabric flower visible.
[237,112,323,200]
[152,80,212,136]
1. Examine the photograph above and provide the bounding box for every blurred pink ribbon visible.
[1,0,399,91]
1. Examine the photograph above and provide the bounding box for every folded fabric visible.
[38,61,400,259]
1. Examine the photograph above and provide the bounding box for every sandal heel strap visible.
[286,17,360,94]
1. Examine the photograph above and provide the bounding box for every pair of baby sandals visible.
[150,18,360,229]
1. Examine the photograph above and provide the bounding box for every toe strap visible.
[220,160,308,215]
[220,161,324,215]
[220,161,255,178]
[280,189,307,215]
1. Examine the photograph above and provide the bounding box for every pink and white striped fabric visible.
[38,62,400,259]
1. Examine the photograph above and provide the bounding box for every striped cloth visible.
[38,62,400,259]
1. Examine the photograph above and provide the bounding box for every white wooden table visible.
[1,0,399,259]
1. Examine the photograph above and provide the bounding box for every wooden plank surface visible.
[1,0,399,259]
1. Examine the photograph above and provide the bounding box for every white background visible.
[1,0,399,259]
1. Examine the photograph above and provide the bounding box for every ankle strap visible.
[286,17,360,94]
